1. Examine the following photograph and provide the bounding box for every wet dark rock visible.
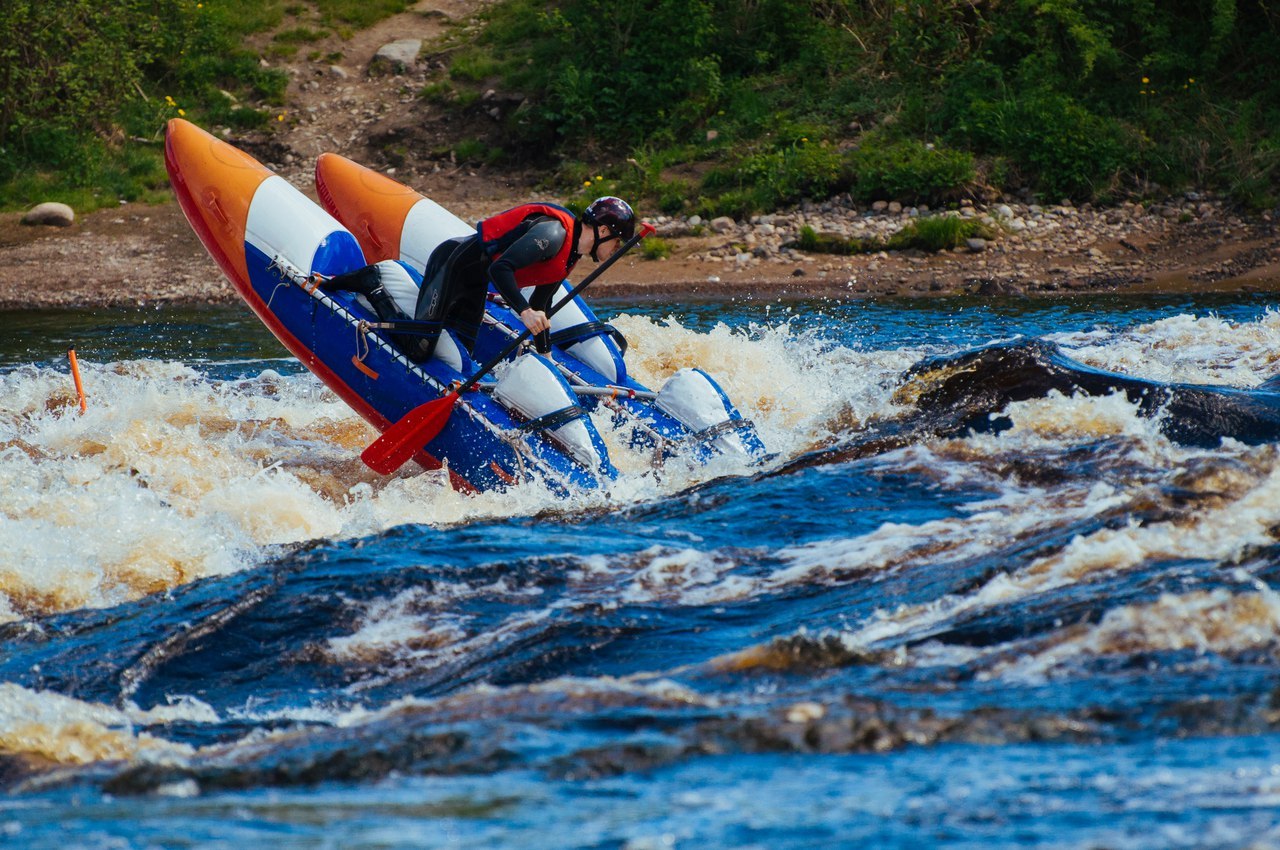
[725,633,880,672]
[902,338,1280,448]
[548,740,690,780]
[975,278,1022,296]
[103,727,504,795]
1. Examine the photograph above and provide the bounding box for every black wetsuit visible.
[323,216,572,363]
[414,215,571,359]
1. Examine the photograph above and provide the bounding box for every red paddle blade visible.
[361,391,459,475]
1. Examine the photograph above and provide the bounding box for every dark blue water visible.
[3,293,1280,849]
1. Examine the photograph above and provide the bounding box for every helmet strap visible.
[589,228,619,262]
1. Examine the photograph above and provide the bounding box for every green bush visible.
[693,189,761,222]
[956,91,1136,201]
[478,0,723,146]
[741,138,846,208]
[641,237,673,260]
[844,137,977,204]
[0,0,291,210]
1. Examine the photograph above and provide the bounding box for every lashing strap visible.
[352,322,379,379]
[687,417,755,445]
[517,404,586,432]
[351,355,379,379]
[489,459,518,485]
[362,318,443,338]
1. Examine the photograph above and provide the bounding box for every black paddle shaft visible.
[457,224,652,394]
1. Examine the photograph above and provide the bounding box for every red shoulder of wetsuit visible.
[476,203,579,288]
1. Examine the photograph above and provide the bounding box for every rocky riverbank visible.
[1,189,1279,311]
[643,191,1280,299]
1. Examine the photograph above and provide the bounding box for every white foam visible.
[610,313,916,455]
[325,586,473,666]
[985,579,1280,683]
[828,446,1280,653]
[1055,308,1280,387]
[0,683,195,766]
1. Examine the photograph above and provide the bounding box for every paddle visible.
[361,221,656,474]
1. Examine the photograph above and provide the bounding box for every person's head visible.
[579,196,635,262]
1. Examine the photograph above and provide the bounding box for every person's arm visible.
[527,285,555,353]
[488,219,566,333]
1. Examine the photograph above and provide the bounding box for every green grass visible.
[219,0,286,35]
[313,0,412,28]
[795,215,996,256]
[887,216,995,252]
[420,81,455,103]
[274,26,328,44]
[796,226,880,256]
[453,138,505,166]
[448,47,505,83]
[0,139,172,211]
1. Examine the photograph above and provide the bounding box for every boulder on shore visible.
[22,202,75,227]
[369,40,421,76]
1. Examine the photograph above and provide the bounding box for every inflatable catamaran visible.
[164,118,764,492]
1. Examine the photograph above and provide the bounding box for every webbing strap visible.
[548,321,628,355]
[687,417,755,445]
[518,404,586,432]
[363,319,443,338]
[352,323,379,380]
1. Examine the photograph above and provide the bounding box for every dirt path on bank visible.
[2,0,1279,310]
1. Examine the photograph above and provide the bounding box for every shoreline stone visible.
[22,202,75,227]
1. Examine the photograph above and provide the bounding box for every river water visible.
[3,293,1280,849]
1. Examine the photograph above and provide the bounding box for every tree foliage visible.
[0,0,285,207]
[0,1,182,150]
[5,0,1280,211]
[474,0,1280,208]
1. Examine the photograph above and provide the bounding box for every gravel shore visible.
[2,189,1278,311]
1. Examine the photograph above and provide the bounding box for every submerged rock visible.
[21,202,75,227]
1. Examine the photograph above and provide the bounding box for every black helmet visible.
[582,196,635,242]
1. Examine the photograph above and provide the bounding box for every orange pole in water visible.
[68,349,87,414]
